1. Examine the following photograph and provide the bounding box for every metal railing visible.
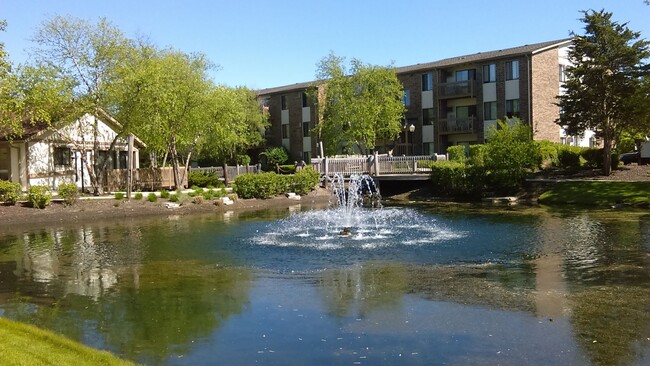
[439,117,476,134]
[437,80,477,99]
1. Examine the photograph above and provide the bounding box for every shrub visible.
[188,171,223,188]
[536,140,561,168]
[288,167,321,195]
[134,191,143,200]
[279,164,296,174]
[447,145,467,164]
[234,172,288,199]
[558,149,581,170]
[581,148,603,168]
[0,180,21,205]
[147,193,157,202]
[169,194,179,203]
[467,144,487,166]
[28,185,52,209]
[236,154,251,166]
[57,183,79,206]
[429,161,486,198]
[160,189,170,199]
[193,195,204,204]
[259,146,289,171]
[114,192,125,200]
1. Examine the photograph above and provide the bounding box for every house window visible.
[422,73,433,91]
[483,64,496,83]
[506,60,519,80]
[506,99,520,118]
[53,147,71,166]
[455,69,476,81]
[301,92,308,108]
[302,121,310,137]
[484,101,497,120]
[118,151,128,169]
[559,64,567,82]
[422,108,434,126]
[97,150,113,169]
[402,89,411,106]
[281,95,288,110]
[281,124,289,139]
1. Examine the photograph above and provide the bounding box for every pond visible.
[0,201,650,365]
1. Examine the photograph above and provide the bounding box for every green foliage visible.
[169,194,180,202]
[147,193,157,202]
[57,183,78,206]
[536,140,561,168]
[260,146,289,169]
[581,148,603,168]
[288,167,321,195]
[447,145,467,163]
[429,161,486,198]
[557,9,649,175]
[114,192,125,200]
[279,164,296,174]
[28,185,52,209]
[233,172,288,199]
[314,52,405,155]
[160,189,170,199]
[0,180,21,205]
[558,148,582,170]
[236,154,251,166]
[188,171,224,188]
[467,145,487,166]
[134,191,143,200]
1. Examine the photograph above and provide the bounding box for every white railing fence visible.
[311,153,446,177]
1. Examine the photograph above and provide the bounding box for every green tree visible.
[196,86,268,166]
[314,52,405,156]
[557,10,649,175]
[30,15,134,193]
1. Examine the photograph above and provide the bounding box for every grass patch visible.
[0,317,134,365]
[538,181,650,207]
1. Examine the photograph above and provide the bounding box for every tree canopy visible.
[557,9,649,175]
[313,52,405,156]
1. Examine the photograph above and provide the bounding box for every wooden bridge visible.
[310,153,446,182]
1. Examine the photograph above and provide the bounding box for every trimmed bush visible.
[558,149,581,170]
[57,183,79,206]
[114,192,125,200]
[188,171,224,188]
[288,167,321,195]
[447,145,467,164]
[0,180,21,205]
[134,191,143,200]
[234,172,288,199]
[169,194,180,203]
[147,193,157,202]
[467,144,487,166]
[581,148,602,168]
[160,189,170,199]
[430,161,486,198]
[28,185,52,209]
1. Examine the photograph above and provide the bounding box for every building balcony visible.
[439,117,476,135]
[437,80,477,99]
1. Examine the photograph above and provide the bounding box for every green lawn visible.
[538,181,650,207]
[0,317,135,366]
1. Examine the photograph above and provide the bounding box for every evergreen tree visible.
[557,9,649,175]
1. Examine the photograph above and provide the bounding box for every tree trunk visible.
[169,135,182,190]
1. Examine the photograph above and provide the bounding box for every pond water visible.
[1,202,650,365]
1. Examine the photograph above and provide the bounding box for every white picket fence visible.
[310,153,446,177]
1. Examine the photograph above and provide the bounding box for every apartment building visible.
[258,38,591,161]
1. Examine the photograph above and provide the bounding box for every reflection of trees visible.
[318,263,408,317]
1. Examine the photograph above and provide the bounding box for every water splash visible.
[253,174,464,249]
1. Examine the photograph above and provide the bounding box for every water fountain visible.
[253,173,463,249]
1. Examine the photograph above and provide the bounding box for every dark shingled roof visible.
[256,38,573,95]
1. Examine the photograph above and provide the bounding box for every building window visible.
[118,151,128,169]
[455,69,476,81]
[559,64,567,82]
[484,101,497,120]
[302,151,311,162]
[281,95,288,110]
[303,121,310,137]
[281,124,289,139]
[422,108,434,126]
[402,89,411,106]
[422,73,433,91]
[423,142,434,156]
[506,60,519,80]
[301,92,308,108]
[483,64,496,83]
[506,99,520,118]
[53,147,71,166]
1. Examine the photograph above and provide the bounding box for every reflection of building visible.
[258,38,597,161]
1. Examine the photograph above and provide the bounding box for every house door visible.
[0,146,9,181]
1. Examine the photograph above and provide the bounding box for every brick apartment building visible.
[257,38,594,162]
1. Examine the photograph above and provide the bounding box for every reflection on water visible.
[0,206,649,365]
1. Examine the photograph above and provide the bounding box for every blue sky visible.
[3,1,649,90]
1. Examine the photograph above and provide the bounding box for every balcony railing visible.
[439,117,476,135]
[437,80,477,99]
